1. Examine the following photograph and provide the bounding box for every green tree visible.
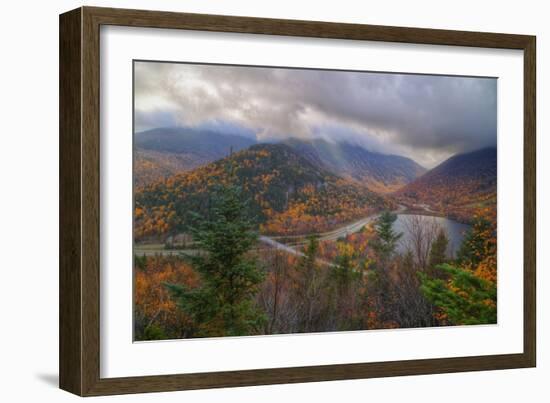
[331,247,359,298]
[165,183,266,337]
[298,235,320,277]
[419,263,496,325]
[368,211,403,326]
[326,242,362,330]
[134,253,147,271]
[372,211,402,262]
[143,323,167,341]
[429,229,449,272]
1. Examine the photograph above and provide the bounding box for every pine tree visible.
[298,235,320,277]
[429,229,449,273]
[329,242,361,330]
[419,212,497,326]
[372,211,402,262]
[419,263,496,325]
[369,211,403,325]
[165,183,266,337]
[332,245,357,298]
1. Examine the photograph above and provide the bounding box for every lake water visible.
[392,214,471,258]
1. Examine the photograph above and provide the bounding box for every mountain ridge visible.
[134,126,425,192]
[134,143,391,240]
[134,127,256,185]
[396,147,497,222]
[283,137,426,193]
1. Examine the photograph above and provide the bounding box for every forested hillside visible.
[396,147,497,222]
[134,143,391,241]
[134,127,256,185]
[134,127,426,191]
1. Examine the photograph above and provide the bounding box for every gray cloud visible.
[134,61,497,168]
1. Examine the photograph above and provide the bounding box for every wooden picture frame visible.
[59,6,536,396]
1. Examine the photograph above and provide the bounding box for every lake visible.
[392,214,471,258]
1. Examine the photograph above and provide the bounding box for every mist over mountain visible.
[135,62,497,168]
[134,127,256,185]
[134,127,425,192]
[283,138,426,193]
[135,127,256,155]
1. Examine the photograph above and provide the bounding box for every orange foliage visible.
[134,256,199,338]
[471,207,497,285]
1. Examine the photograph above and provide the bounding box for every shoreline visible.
[134,205,472,253]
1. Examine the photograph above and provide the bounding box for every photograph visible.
[132,61,498,341]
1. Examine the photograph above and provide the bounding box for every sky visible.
[134,61,497,168]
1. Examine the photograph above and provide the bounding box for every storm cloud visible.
[134,61,497,168]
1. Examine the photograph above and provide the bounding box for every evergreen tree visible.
[329,243,361,330]
[165,183,266,337]
[331,246,357,297]
[419,263,496,325]
[143,324,167,341]
[372,211,402,261]
[134,254,147,271]
[298,235,320,276]
[368,211,403,325]
[420,212,497,326]
[429,229,449,272]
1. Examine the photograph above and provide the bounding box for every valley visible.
[133,126,497,340]
[134,128,496,245]
[395,147,497,223]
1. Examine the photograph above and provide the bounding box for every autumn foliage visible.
[134,143,390,241]
[419,208,497,325]
[133,143,498,340]
[134,255,199,340]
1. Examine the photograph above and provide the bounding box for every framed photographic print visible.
[59,6,536,396]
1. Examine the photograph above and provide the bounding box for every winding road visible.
[135,206,407,267]
[258,235,334,267]
[257,205,407,265]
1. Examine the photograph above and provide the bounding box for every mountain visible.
[134,149,206,186]
[134,128,425,192]
[134,127,256,185]
[396,147,497,222]
[134,143,391,241]
[135,127,256,155]
[283,138,426,193]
